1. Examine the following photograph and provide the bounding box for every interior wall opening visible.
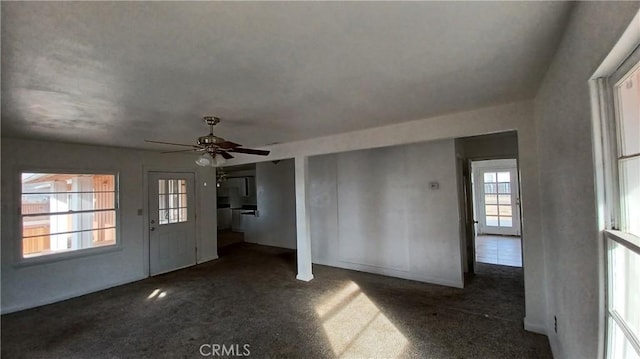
[455,131,523,274]
[471,159,522,268]
[216,163,257,250]
[216,159,297,258]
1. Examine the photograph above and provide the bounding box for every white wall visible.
[1,138,218,313]
[459,131,518,160]
[534,2,640,358]
[226,100,546,332]
[243,159,297,249]
[309,140,464,287]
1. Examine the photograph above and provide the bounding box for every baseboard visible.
[312,258,464,288]
[1,274,145,315]
[548,332,561,358]
[198,254,219,263]
[523,317,547,335]
[244,239,296,250]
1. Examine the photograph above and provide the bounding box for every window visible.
[606,234,640,359]
[158,179,187,225]
[603,58,640,358]
[21,172,118,258]
[614,62,640,238]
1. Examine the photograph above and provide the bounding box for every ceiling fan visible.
[145,116,270,167]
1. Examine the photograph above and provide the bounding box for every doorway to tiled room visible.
[475,235,522,267]
[472,159,522,268]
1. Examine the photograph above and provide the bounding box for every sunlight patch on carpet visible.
[315,281,408,358]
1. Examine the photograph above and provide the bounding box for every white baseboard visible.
[198,255,219,263]
[1,274,145,314]
[524,317,547,335]
[312,258,464,288]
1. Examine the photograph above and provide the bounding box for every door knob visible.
[150,227,155,231]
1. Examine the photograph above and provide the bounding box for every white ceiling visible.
[1,2,572,150]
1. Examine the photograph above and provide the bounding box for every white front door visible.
[473,160,521,236]
[149,172,196,276]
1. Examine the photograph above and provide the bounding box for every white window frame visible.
[589,9,640,359]
[16,168,122,266]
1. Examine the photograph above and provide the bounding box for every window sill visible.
[604,229,640,254]
[14,243,123,268]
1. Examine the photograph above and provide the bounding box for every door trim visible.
[142,167,199,277]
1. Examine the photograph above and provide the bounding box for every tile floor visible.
[475,235,522,267]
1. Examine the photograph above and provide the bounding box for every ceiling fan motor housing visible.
[198,134,225,146]
[203,116,220,126]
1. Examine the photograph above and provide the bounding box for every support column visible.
[295,156,314,281]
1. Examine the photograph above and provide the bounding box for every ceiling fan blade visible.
[145,140,198,148]
[218,150,234,159]
[229,147,270,156]
[160,149,199,154]
[217,141,241,149]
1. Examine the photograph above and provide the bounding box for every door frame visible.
[462,155,523,273]
[142,167,200,277]
[472,159,521,236]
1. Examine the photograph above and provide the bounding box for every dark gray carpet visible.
[1,243,551,358]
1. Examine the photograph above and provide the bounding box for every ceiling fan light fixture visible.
[215,155,227,167]
[195,153,214,167]
[195,152,227,167]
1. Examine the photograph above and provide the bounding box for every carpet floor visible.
[1,243,551,358]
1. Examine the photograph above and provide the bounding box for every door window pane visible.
[498,183,511,193]
[498,195,511,205]
[159,209,168,225]
[484,183,497,194]
[485,205,498,216]
[499,217,513,227]
[486,216,499,226]
[485,195,498,205]
[497,172,511,182]
[484,172,496,183]
[499,205,512,216]
[158,179,188,225]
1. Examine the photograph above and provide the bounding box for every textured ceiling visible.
[1,2,572,150]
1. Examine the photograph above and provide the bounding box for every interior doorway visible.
[471,159,522,267]
[455,131,524,274]
[216,164,257,250]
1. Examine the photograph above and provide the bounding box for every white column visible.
[295,156,314,281]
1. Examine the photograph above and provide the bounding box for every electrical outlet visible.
[554,315,558,333]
